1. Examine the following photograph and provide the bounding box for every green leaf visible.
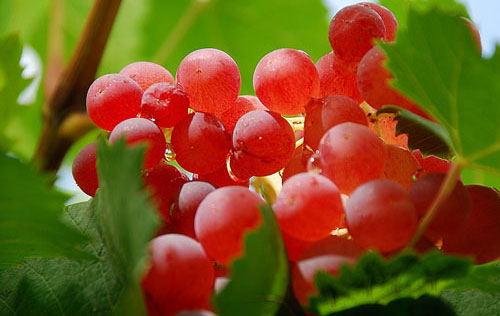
[94,137,160,316]
[0,201,121,316]
[377,106,453,159]
[0,34,30,149]
[0,152,89,270]
[380,1,500,176]
[215,205,289,316]
[308,251,471,315]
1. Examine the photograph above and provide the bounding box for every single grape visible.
[120,61,174,91]
[231,110,295,178]
[409,173,471,241]
[142,234,215,316]
[442,185,500,264]
[357,47,430,119]
[328,4,386,62]
[217,95,268,133]
[171,181,216,238]
[315,51,362,102]
[195,164,249,188]
[281,230,315,262]
[72,142,98,197]
[318,122,386,194]
[346,179,418,252]
[253,48,320,115]
[176,48,241,114]
[383,144,420,189]
[304,95,368,151]
[143,162,189,222]
[359,2,398,41]
[109,117,166,169]
[194,186,263,264]
[281,145,313,183]
[171,112,231,175]
[86,74,143,131]
[141,83,189,128]
[274,173,344,241]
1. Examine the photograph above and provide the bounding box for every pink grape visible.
[141,83,189,128]
[176,48,241,114]
[274,173,344,241]
[409,173,471,241]
[442,185,500,264]
[217,95,268,133]
[281,230,315,262]
[359,2,398,41]
[86,74,143,131]
[171,112,231,175]
[315,52,362,101]
[142,234,215,316]
[195,164,249,188]
[304,95,368,151]
[253,48,320,115]
[346,179,418,252]
[328,4,386,62]
[194,186,263,264]
[318,122,386,194]
[109,117,166,169]
[171,181,216,238]
[120,61,174,91]
[281,145,313,183]
[72,142,98,197]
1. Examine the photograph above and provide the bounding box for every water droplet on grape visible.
[307,153,322,174]
[165,143,176,161]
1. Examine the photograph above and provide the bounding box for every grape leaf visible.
[380,1,500,176]
[215,205,289,316]
[307,252,471,315]
[93,138,160,315]
[0,34,30,149]
[0,201,121,316]
[377,106,453,159]
[0,152,89,270]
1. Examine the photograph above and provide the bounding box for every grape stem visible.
[34,0,122,172]
[406,160,464,248]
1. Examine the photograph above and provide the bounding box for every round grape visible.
[141,83,189,128]
[72,142,98,197]
[120,61,174,91]
[218,95,268,133]
[359,2,398,41]
[316,52,362,101]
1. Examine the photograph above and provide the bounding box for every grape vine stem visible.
[406,159,464,248]
[33,0,122,172]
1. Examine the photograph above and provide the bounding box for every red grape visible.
[304,95,368,151]
[346,179,418,252]
[409,173,471,240]
[142,234,214,316]
[171,112,231,175]
[318,122,386,194]
[141,83,189,128]
[176,48,240,114]
[86,74,143,131]
[442,185,500,264]
[194,186,263,264]
[329,5,386,62]
[274,173,344,241]
[231,110,295,178]
[300,235,365,261]
[120,61,174,91]
[72,142,98,197]
[281,230,315,262]
[195,164,249,188]
[281,145,313,183]
[217,95,268,133]
[109,117,166,169]
[412,150,451,178]
[253,49,319,115]
[171,181,216,238]
[315,51,362,102]
[383,144,420,189]
[143,162,189,222]
[359,2,398,41]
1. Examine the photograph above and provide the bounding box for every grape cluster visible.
[71,2,499,315]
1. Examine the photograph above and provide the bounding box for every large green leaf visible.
[0,201,121,316]
[0,152,89,270]
[94,138,160,315]
[380,1,500,176]
[308,252,471,315]
[215,205,289,316]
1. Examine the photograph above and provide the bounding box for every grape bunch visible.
[71,2,499,315]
